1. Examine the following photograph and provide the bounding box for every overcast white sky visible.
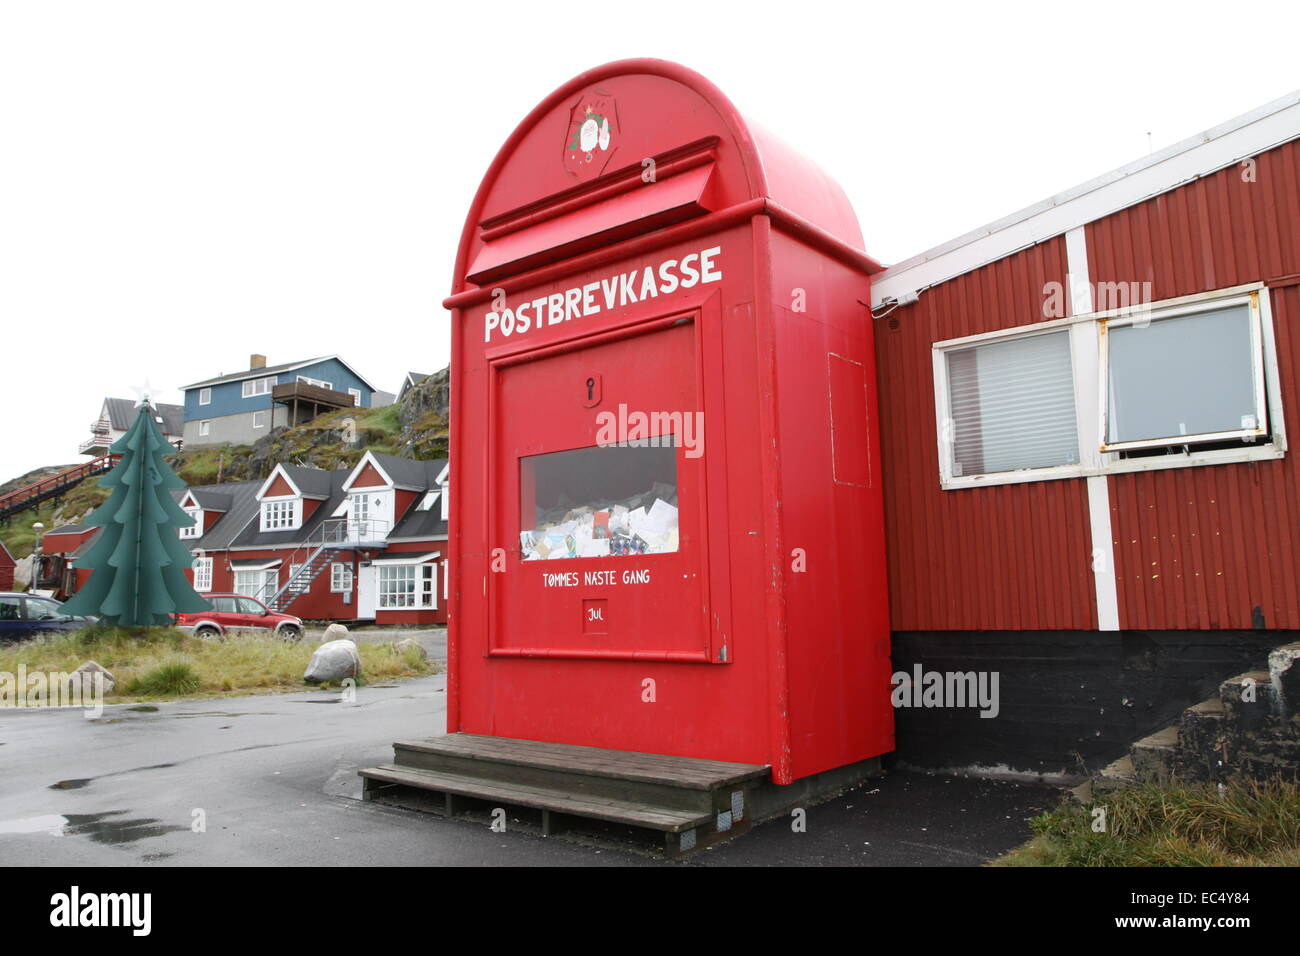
[3,0,1299,481]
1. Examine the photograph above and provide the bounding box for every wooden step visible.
[391,734,768,814]
[359,763,712,834]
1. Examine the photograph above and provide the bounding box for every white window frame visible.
[348,387,363,406]
[199,387,211,406]
[234,568,278,602]
[1098,291,1268,452]
[192,557,213,592]
[180,507,203,539]
[298,374,333,390]
[198,420,211,437]
[242,376,274,398]
[330,562,353,593]
[377,563,436,610]
[933,282,1286,490]
[252,410,267,429]
[260,498,301,532]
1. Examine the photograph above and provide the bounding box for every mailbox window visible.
[520,443,680,560]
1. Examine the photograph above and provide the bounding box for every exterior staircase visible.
[0,456,117,523]
[359,733,772,856]
[267,542,337,612]
[1089,642,1300,793]
[265,517,388,612]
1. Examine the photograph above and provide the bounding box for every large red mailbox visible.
[444,59,892,785]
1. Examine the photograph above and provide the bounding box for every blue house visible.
[181,354,383,447]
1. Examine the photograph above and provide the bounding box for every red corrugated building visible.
[871,91,1300,774]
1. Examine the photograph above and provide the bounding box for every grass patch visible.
[125,659,202,696]
[994,777,1300,866]
[0,626,440,702]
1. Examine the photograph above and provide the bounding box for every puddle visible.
[65,811,188,845]
[0,810,184,844]
[128,705,159,713]
[49,779,91,790]
[298,699,341,705]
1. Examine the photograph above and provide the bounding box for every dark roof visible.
[181,355,377,391]
[280,465,334,499]
[70,457,446,558]
[186,489,232,512]
[368,452,444,490]
[230,470,349,550]
[46,523,92,536]
[172,480,263,551]
[104,398,184,436]
[389,457,449,540]
[370,551,440,563]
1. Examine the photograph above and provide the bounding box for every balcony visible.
[79,422,112,456]
[272,382,357,427]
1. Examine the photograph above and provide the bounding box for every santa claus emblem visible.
[563,91,619,181]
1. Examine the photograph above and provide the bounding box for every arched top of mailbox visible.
[449,59,877,295]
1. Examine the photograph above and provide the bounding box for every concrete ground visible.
[0,672,1061,866]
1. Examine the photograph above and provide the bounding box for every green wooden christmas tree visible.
[61,403,213,626]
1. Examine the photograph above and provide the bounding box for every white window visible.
[330,562,353,593]
[377,564,436,609]
[288,563,303,583]
[253,410,267,429]
[943,329,1078,478]
[348,387,362,406]
[180,507,202,539]
[199,420,211,437]
[242,376,274,398]
[234,568,278,601]
[261,499,299,531]
[199,387,211,406]
[192,557,213,592]
[298,375,332,390]
[1101,299,1266,452]
[441,481,449,521]
[933,284,1284,489]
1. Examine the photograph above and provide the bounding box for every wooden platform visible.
[359,733,770,855]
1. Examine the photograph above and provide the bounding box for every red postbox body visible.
[444,60,892,785]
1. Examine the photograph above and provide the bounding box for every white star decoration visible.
[130,378,158,408]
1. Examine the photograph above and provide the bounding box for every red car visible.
[174,593,304,641]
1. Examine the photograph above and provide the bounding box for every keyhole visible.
[586,377,595,400]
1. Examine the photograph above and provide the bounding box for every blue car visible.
[0,592,96,641]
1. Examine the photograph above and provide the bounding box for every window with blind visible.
[945,330,1079,477]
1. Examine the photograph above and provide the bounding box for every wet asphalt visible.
[0,671,1062,867]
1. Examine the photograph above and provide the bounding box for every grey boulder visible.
[304,639,362,684]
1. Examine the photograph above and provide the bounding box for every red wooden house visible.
[68,451,450,626]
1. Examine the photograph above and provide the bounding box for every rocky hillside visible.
[0,367,450,561]
[168,367,449,485]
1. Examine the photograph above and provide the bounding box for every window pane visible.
[519,444,679,561]
[1107,304,1256,445]
[947,331,1078,476]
